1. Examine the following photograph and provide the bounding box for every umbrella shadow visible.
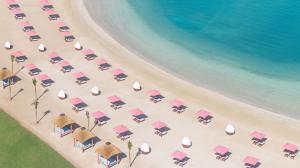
[37,110,51,124]
[10,88,24,100]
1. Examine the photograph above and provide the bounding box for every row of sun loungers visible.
[5,1,41,41]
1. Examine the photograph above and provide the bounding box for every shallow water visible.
[84,0,300,118]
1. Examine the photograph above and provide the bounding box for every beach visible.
[0,0,300,167]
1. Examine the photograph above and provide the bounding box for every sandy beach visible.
[1,0,300,167]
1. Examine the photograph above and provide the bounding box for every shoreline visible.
[81,0,300,118]
[0,0,300,167]
[74,0,299,124]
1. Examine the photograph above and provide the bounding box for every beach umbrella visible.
[181,137,192,148]
[57,89,66,99]
[74,42,82,50]
[91,86,100,96]
[132,81,141,91]
[4,41,12,49]
[38,44,46,52]
[243,156,259,166]
[171,151,187,161]
[140,143,150,154]
[225,124,235,135]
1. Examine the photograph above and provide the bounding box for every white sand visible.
[0,0,300,167]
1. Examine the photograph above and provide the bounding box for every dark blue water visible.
[128,0,300,80]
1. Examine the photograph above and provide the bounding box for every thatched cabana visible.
[72,127,96,152]
[53,113,76,137]
[95,142,122,168]
[0,68,17,87]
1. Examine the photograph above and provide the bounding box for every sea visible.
[84,0,300,118]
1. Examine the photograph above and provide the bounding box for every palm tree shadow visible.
[31,88,49,105]
[37,110,51,124]
[10,88,24,100]
[130,150,141,167]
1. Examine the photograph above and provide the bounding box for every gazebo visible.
[72,127,97,152]
[53,113,76,137]
[0,68,17,87]
[95,142,122,168]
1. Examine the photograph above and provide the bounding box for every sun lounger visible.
[8,4,19,10]
[48,52,63,63]
[42,4,54,11]
[59,61,73,73]
[81,49,97,60]
[112,69,127,81]
[26,31,40,41]
[47,10,60,20]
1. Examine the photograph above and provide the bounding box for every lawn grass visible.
[0,110,74,168]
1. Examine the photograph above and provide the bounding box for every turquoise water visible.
[128,0,300,80]
[84,0,300,117]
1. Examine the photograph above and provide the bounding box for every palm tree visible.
[32,78,38,123]
[86,111,90,130]
[127,141,133,167]
[9,55,14,100]
[32,78,37,100]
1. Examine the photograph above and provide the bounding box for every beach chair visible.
[48,14,60,20]
[99,63,111,70]
[15,56,27,63]
[97,120,107,126]
[50,57,62,63]
[121,135,130,141]
[8,4,20,10]
[61,66,73,73]
[29,68,41,76]
[64,35,75,42]
[42,4,54,11]
[15,13,26,19]
[23,26,34,32]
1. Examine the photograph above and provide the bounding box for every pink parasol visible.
[60,31,71,37]
[112,68,124,76]
[10,8,22,14]
[107,95,121,103]
[5,0,16,4]
[39,0,49,4]
[113,125,128,134]
[214,145,229,155]
[250,131,266,141]
[58,60,70,67]
[26,31,37,37]
[196,110,210,119]
[46,9,56,15]
[170,99,184,108]
[130,108,144,116]
[91,111,106,119]
[25,63,37,70]
[11,50,23,57]
[81,49,94,55]
[95,58,107,65]
[72,72,85,79]
[152,121,166,129]
[47,52,58,58]
[283,143,298,153]
[171,151,187,160]
[19,21,30,27]
[37,74,50,81]
[56,21,65,27]
[70,97,83,105]
[148,89,160,97]
[243,156,259,166]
